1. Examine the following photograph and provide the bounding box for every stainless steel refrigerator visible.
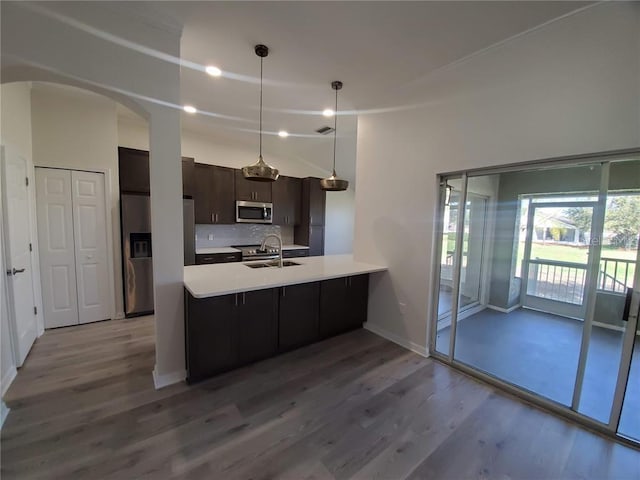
[121,195,195,318]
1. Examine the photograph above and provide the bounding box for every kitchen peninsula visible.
[183,254,386,383]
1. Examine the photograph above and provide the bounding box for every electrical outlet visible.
[208,234,214,241]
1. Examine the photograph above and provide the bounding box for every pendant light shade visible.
[242,44,279,182]
[320,81,349,192]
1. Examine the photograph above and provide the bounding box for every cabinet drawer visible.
[282,249,309,259]
[196,252,242,264]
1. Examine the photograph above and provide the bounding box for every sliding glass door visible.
[430,154,640,444]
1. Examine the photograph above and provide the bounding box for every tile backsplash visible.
[195,224,294,248]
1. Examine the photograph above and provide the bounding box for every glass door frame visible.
[428,150,640,447]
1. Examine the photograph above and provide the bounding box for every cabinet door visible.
[319,277,349,339]
[211,166,236,224]
[182,157,195,198]
[279,282,320,351]
[347,275,369,329]
[185,292,237,383]
[306,177,325,226]
[235,169,272,202]
[308,226,324,256]
[118,147,150,194]
[195,252,242,264]
[236,289,277,365]
[273,176,301,226]
[193,163,214,224]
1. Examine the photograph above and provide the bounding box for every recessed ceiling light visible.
[206,65,222,77]
[278,130,289,138]
[183,105,197,114]
[323,108,334,117]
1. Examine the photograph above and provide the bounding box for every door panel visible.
[71,170,110,323]
[36,167,78,328]
[3,146,38,365]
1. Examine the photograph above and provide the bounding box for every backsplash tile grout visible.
[195,224,294,248]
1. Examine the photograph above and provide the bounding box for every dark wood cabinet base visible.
[185,275,369,384]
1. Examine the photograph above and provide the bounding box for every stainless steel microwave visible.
[236,201,273,224]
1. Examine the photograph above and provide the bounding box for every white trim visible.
[593,321,625,333]
[364,322,428,357]
[1,401,9,430]
[152,367,185,389]
[1,366,17,397]
[487,303,522,314]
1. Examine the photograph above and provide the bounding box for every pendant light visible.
[242,44,279,182]
[320,81,349,191]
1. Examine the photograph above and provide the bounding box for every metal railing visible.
[526,257,635,304]
[598,257,635,293]
[527,259,587,305]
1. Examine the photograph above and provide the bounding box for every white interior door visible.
[35,167,79,328]
[71,170,110,324]
[1,146,38,366]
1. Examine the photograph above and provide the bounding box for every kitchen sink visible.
[244,260,301,269]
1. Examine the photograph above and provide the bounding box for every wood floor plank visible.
[2,316,639,480]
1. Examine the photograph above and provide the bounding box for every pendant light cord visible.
[259,56,263,158]
[332,86,338,174]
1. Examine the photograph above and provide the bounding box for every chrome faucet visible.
[260,234,283,268]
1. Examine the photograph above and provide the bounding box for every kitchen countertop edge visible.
[184,254,387,299]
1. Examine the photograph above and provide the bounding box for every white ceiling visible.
[151,1,590,181]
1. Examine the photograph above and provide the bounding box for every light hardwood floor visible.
[2,316,639,479]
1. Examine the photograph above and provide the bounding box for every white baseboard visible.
[487,304,521,314]
[152,368,185,389]
[114,311,125,320]
[1,401,9,430]
[1,366,17,397]
[363,322,428,357]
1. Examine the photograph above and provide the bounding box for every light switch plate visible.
[208,234,214,241]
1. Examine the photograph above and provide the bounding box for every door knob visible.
[12,268,25,275]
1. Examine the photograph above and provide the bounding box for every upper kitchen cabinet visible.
[235,169,272,202]
[181,157,195,198]
[272,175,301,226]
[303,177,326,226]
[118,147,150,194]
[294,177,326,255]
[193,163,235,224]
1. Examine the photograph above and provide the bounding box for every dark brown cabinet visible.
[295,177,326,255]
[118,147,151,194]
[185,288,277,384]
[185,292,237,383]
[278,282,320,352]
[182,157,195,198]
[319,275,369,339]
[236,289,278,365]
[272,175,301,226]
[235,169,272,202]
[193,164,235,224]
[282,248,309,259]
[195,252,242,264]
[185,274,369,383]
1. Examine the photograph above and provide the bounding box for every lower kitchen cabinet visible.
[185,274,369,383]
[282,249,309,259]
[319,275,369,339]
[185,292,237,383]
[185,288,276,383]
[278,282,320,352]
[236,289,278,365]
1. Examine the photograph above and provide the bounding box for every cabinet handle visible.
[235,293,238,307]
[211,213,215,223]
[282,286,286,297]
[242,292,246,305]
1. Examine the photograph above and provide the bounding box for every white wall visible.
[119,116,355,253]
[354,2,640,351]
[30,84,125,319]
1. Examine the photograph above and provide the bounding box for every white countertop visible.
[184,254,387,298]
[195,247,241,255]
